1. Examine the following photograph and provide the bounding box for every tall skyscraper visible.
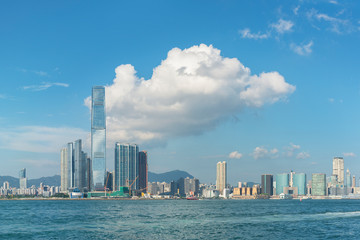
[114,143,139,191]
[138,151,148,192]
[91,86,106,191]
[60,139,88,192]
[261,174,273,195]
[333,157,344,186]
[60,147,69,192]
[352,175,356,188]
[19,168,27,189]
[276,173,289,195]
[312,173,326,196]
[216,161,227,193]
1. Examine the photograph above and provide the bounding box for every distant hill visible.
[148,170,194,183]
[0,175,60,188]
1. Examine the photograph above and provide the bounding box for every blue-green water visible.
[1,199,360,239]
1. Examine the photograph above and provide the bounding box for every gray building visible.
[261,174,273,195]
[91,86,106,191]
[19,168,27,189]
[312,173,326,196]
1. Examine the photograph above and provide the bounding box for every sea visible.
[0,199,359,239]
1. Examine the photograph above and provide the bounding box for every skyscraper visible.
[61,139,88,192]
[60,147,69,192]
[333,157,344,186]
[138,151,148,192]
[261,174,273,195]
[312,173,326,196]
[293,173,306,195]
[114,143,139,191]
[276,173,289,195]
[346,169,351,188]
[19,168,27,189]
[216,161,227,193]
[352,175,356,188]
[91,86,106,191]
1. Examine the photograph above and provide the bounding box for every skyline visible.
[0,1,360,184]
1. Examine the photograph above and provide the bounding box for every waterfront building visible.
[3,181,9,190]
[293,173,306,195]
[352,176,356,188]
[91,86,106,191]
[261,174,273,195]
[138,151,148,193]
[106,171,113,191]
[61,140,88,192]
[114,143,139,191]
[216,161,227,194]
[333,157,344,186]
[346,169,351,188]
[312,173,326,196]
[276,173,289,195]
[19,168,27,189]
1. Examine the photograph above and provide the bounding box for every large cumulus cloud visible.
[85,44,295,147]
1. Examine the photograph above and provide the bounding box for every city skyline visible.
[0,1,360,184]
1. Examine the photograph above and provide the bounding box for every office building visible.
[293,173,306,195]
[139,151,148,192]
[312,173,326,196]
[346,169,351,188]
[19,168,27,189]
[276,173,289,195]
[60,139,88,192]
[261,174,273,195]
[3,181,9,190]
[114,143,139,191]
[352,176,356,188]
[216,161,227,194]
[333,157,344,186]
[91,86,106,191]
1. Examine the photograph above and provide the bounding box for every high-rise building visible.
[261,174,273,195]
[312,173,326,196]
[293,173,306,195]
[138,151,148,192]
[19,168,27,189]
[60,147,69,192]
[114,143,139,191]
[346,169,351,188]
[61,139,88,192]
[352,175,356,188]
[276,173,289,195]
[333,157,344,186]
[3,181,9,190]
[91,86,106,191]
[216,161,227,193]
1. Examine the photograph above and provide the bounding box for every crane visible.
[128,176,139,197]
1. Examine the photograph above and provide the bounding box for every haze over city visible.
[0,1,360,185]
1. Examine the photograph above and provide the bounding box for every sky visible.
[0,0,360,185]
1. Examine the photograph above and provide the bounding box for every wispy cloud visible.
[296,152,310,159]
[0,94,6,99]
[239,28,270,39]
[19,68,49,76]
[307,9,353,34]
[23,82,69,91]
[343,152,356,157]
[293,5,300,15]
[271,19,294,34]
[0,126,88,153]
[252,146,279,160]
[229,151,243,159]
[291,41,313,56]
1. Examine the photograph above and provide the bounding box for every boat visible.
[186,196,199,200]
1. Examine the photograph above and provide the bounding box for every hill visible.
[0,175,61,188]
[148,170,194,183]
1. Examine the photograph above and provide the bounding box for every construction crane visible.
[128,176,139,197]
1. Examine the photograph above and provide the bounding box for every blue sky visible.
[0,0,359,185]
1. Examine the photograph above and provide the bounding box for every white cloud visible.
[0,126,88,153]
[229,151,243,159]
[285,143,301,157]
[307,9,352,34]
[252,147,278,160]
[85,44,295,147]
[271,19,294,34]
[328,98,335,103]
[23,82,69,91]
[343,152,356,157]
[296,152,310,159]
[329,0,338,5]
[0,94,6,99]
[33,71,48,77]
[291,41,313,56]
[293,6,300,15]
[239,28,269,39]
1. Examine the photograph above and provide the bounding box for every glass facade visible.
[114,143,139,191]
[138,151,148,192]
[312,173,326,196]
[19,168,27,189]
[293,173,306,195]
[276,173,289,195]
[261,174,273,195]
[91,86,106,191]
